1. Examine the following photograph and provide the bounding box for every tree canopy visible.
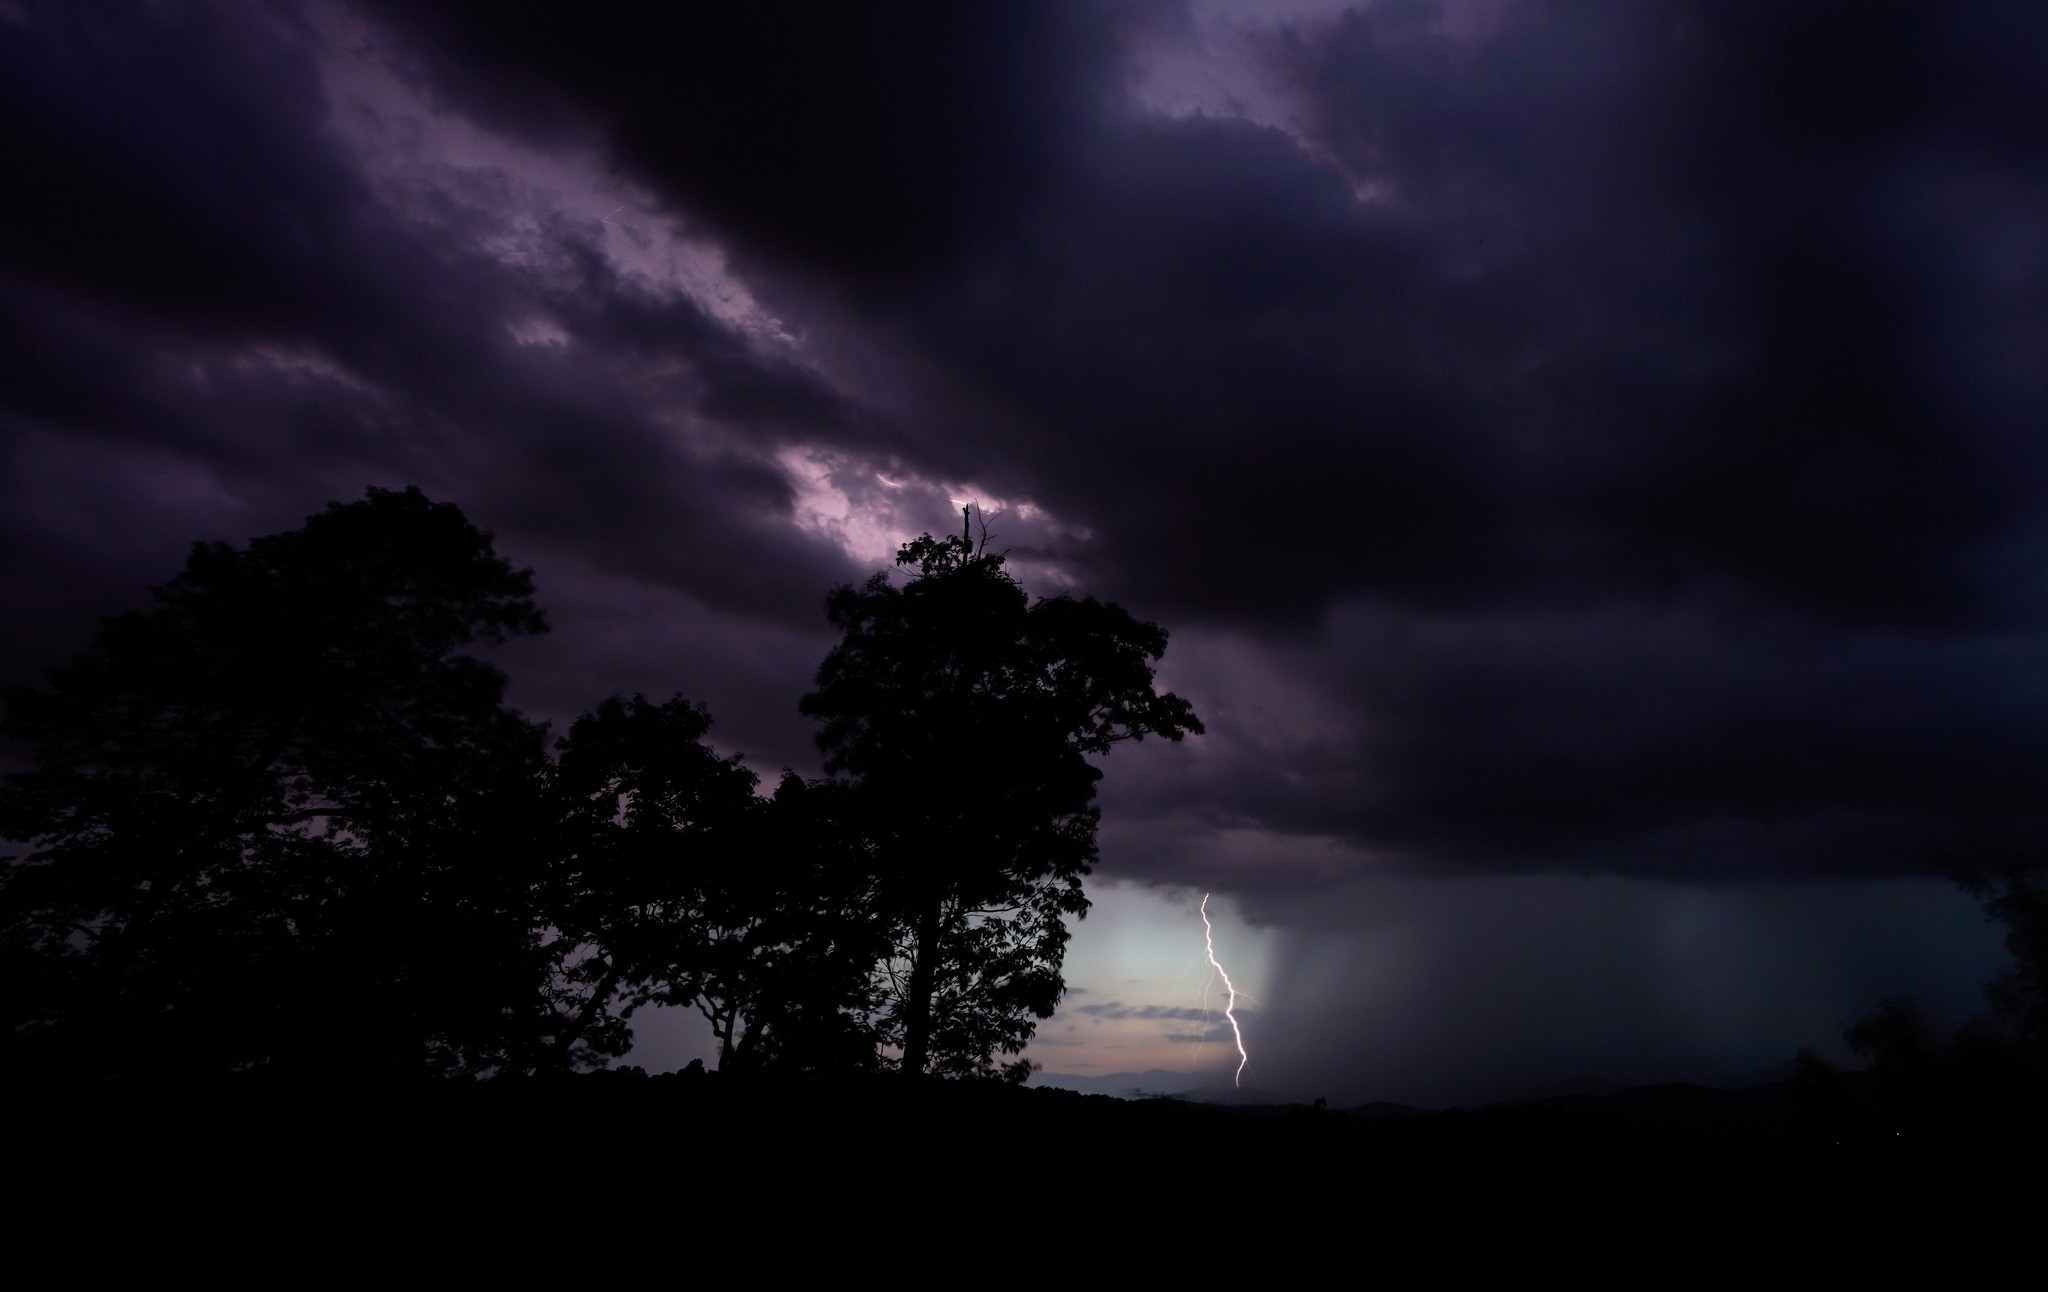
[2,494,1201,1088]
[0,486,553,1078]
[800,531,1202,1080]
[541,695,883,1075]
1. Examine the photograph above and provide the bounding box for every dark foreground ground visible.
[14,1068,2039,1266]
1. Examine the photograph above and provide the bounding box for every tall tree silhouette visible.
[543,696,884,1073]
[800,532,1201,1080]
[0,487,551,1078]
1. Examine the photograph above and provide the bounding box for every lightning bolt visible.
[1200,892,1249,1088]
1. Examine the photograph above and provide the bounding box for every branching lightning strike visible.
[1200,892,1249,1087]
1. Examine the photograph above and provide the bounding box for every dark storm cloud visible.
[398,0,2048,881]
[877,0,2048,637]
[361,0,1119,284]
[370,3,1531,611]
[1101,601,2048,881]
[905,109,1523,622]
[1033,0,2048,881]
[0,2,367,336]
[9,0,2048,890]
[0,1,878,766]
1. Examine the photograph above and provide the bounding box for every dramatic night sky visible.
[6,0,2044,1105]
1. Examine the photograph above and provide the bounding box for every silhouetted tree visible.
[542,696,884,1074]
[702,772,890,1075]
[1844,996,1944,1127]
[1952,861,2047,1059]
[0,487,552,1078]
[799,532,1201,1081]
[1827,858,2048,1140]
[541,694,756,1068]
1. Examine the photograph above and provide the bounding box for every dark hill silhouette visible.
[18,1064,2036,1256]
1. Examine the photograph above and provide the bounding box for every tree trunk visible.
[900,891,943,1076]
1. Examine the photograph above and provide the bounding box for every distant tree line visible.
[1797,861,2048,1142]
[0,488,1200,1083]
